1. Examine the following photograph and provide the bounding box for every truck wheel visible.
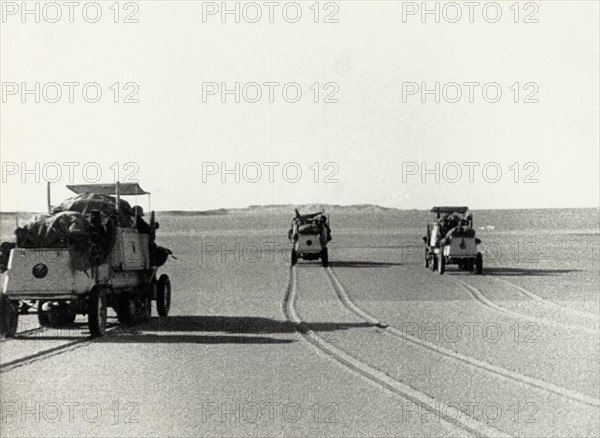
[38,302,76,328]
[141,291,152,322]
[291,249,298,266]
[117,293,136,327]
[61,313,76,325]
[464,259,472,272]
[474,253,483,275]
[38,311,51,327]
[321,249,329,267]
[430,254,437,272]
[438,254,445,274]
[88,287,108,338]
[38,311,76,328]
[157,274,171,317]
[0,296,18,338]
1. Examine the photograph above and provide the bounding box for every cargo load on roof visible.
[55,193,133,224]
[14,194,126,271]
[423,206,483,275]
[288,208,332,267]
[1,182,174,339]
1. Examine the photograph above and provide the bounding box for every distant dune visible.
[161,204,400,216]
[3,205,598,218]
[2,204,397,220]
[2,207,599,237]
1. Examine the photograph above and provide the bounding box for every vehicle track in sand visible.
[283,265,513,438]
[421,247,598,328]
[324,267,599,408]
[0,325,46,343]
[485,260,599,322]
[0,322,122,373]
[445,275,599,335]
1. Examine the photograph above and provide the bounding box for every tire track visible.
[484,256,599,322]
[489,277,600,322]
[283,266,512,438]
[325,267,599,408]
[447,276,598,336]
[0,325,120,373]
[0,326,46,343]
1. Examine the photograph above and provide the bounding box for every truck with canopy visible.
[423,206,483,275]
[288,209,331,267]
[0,182,173,338]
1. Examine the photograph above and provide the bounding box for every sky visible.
[1,1,599,211]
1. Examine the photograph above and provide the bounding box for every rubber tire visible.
[156,274,171,318]
[291,249,298,266]
[38,311,52,327]
[61,313,77,325]
[321,248,329,267]
[117,294,136,327]
[141,291,152,323]
[430,254,438,272]
[38,310,76,328]
[474,253,483,275]
[438,254,445,275]
[38,302,76,328]
[425,251,429,268]
[88,287,108,338]
[0,296,18,338]
[464,259,473,273]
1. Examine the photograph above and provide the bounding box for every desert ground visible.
[1,207,599,437]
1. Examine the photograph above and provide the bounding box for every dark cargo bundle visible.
[15,211,89,248]
[152,246,172,267]
[1,182,175,340]
[54,193,133,226]
[12,195,125,271]
[298,223,320,235]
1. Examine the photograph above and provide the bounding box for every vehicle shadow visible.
[302,322,378,331]
[96,333,294,344]
[328,261,403,268]
[97,316,375,344]
[479,267,581,276]
[9,316,377,344]
[142,315,296,334]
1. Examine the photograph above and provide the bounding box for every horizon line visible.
[1,205,599,215]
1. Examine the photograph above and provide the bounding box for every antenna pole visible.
[47,181,52,213]
[115,181,121,226]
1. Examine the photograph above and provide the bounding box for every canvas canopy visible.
[67,183,149,196]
